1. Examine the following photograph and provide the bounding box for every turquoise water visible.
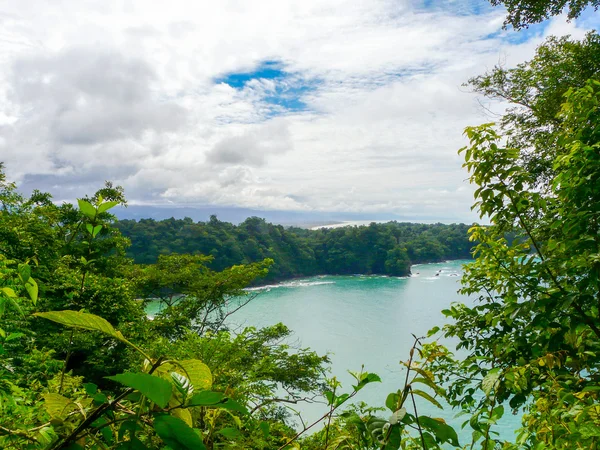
[228,260,521,443]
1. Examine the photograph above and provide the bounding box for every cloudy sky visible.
[1,0,598,222]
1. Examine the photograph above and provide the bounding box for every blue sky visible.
[0,0,598,222]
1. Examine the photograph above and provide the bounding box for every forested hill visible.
[116,217,474,282]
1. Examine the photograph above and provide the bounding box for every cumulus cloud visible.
[0,0,598,221]
[206,120,293,166]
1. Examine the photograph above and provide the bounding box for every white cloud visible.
[0,0,597,221]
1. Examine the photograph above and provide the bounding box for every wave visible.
[246,280,336,291]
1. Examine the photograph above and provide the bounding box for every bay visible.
[229,260,522,443]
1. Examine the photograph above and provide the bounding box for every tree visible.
[489,0,600,29]
[427,79,600,448]
[467,32,600,187]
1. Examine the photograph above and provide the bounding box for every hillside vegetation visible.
[116,218,473,281]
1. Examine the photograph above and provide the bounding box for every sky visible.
[0,0,598,223]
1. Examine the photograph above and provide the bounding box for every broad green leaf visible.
[0,287,16,298]
[412,376,444,396]
[356,372,381,390]
[43,393,78,418]
[259,421,270,439]
[179,359,212,390]
[187,390,225,406]
[33,310,148,357]
[385,392,400,412]
[106,372,173,409]
[419,416,459,446]
[5,332,24,341]
[24,277,38,305]
[482,368,501,396]
[159,359,213,391]
[92,224,103,237]
[18,263,31,282]
[382,424,401,449]
[98,200,119,214]
[153,414,206,450]
[218,427,242,440]
[83,383,98,395]
[412,389,443,409]
[218,398,248,414]
[427,326,440,337]
[85,224,94,235]
[36,426,58,446]
[35,310,120,337]
[171,407,193,427]
[77,199,96,219]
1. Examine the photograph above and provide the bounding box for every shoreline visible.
[249,257,472,288]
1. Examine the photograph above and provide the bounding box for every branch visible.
[51,357,165,449]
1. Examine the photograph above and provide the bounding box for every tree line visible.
[116,218,474,282]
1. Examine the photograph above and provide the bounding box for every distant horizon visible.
[113,204,476,227]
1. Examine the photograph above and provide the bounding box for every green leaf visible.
[187,390,225,406]
[78,199,96,219]
[482,368,501,396]
[159,359,213,391]
[153,414,206,450]
[1,287,17,298]
[83,382,98,395]
[43,393,78,418]
[259,421,270,439]
[24,277,38,305]
[385,392,400,412]
[18,263,31,282]
[419,416,459,446]
[412,376,444,395]
[218,427,242,440]
[412,389,443,409]
[92,224,103,237]
[356,372,381,390]
[171,408,193,427]
[33,310,146,356]
[5,332,24,342]
[106,372,173,409]
[427,326,440,337]
[98,200,119,214]
[179,359,213,390]
[382,424,401,449]
[35,310,121,337]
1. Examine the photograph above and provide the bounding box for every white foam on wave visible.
[246,280,336,291]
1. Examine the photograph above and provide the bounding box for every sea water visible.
[229,260,522,444]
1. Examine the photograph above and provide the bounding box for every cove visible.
[229,260,522,443]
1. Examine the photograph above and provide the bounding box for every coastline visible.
[248,257,473,288]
